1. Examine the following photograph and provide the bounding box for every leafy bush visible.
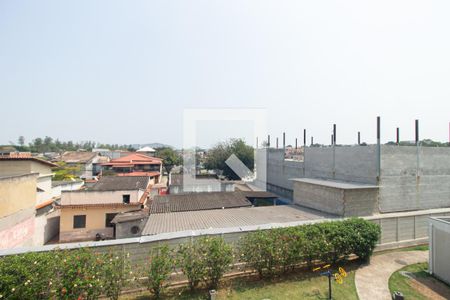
[239,219,381,277]
[198,237,233,289]
[0,248,132,300]
[343,218,381,261]
[143,245,174,299]
[178,236,233,289]
[101,252,132,300]
[177,241,205,290]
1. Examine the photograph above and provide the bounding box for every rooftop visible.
[143,205,334,235]
[102,153,162,166]
[169,173,233,186]
[111,210,149,223]
[52,180,83,187]
[150,191,252,213]
[0,155,58,168]
[137,146,156,152]
[290,178,379,189]
[59,151,98,164]
[89,176,150,191]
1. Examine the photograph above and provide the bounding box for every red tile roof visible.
[116,172,160,177]
[101,153,162,166]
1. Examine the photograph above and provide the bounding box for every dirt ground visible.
[410,276,450,300]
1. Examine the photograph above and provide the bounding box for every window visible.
[122,194,130,204]
[105,213,117,228]
[73,215,86,229]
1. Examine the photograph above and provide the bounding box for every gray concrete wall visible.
[305,146,377,184]
[292,181,378,217]
[116,218,148,239]
[379,146,450,213]
[258,146,377,199]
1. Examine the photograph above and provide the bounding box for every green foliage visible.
[239,219,381,277]
[0,248,132,300]
[143,245,174,299]
[155,147,182,174]
[177,241,205,290]
[52,161,82,180]
[101,252,132,300]
[177,237,233,290]
[204,139,254,180]
[198,237,233,289]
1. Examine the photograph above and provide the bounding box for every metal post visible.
[396,127,400,145]
[358,131,361,145]
[256,137,258,149]
[333,124,336,145]
[283,132,286,149]
[276,137,279,149]
[416,119,420,178]
[295,138,298,149]
[303,129,306,147]
[328,272,332,300]
[331,134,334,145]
[311,136,313,146]
[267,135,270,148]
[377,116,381,181]
[415,120,419,145]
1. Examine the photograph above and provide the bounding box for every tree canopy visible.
[155,147,182,174]
[204,139,254,180]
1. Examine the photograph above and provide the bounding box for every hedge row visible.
[0,218,380,299]
[239,218,381,277]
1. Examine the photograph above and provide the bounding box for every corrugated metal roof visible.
[143,205,333,235]
[150,191,252,213]
[291,178,379,189]
[90,176,150,191]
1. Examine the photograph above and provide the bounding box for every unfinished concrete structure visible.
[258,145,450,215]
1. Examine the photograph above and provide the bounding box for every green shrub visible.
[198,236,233,289]
[343,218,381,261]
[143,245,174,299]
[0,251,54,300]
[101,252,132,300]
[177,241,206,290]
[239,230,281,278]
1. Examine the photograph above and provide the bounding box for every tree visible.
[155,147,182,174]
[18,136,25,146]
[204,139,254,180]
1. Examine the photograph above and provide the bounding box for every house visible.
[0,153,58,209]
[150,191,252,213]
[101,153,162,182]
[0,173,38,249]
[169,174,235,194]
[58,176,152,242]
[113,192,276,238]
[57,151,103,179]
[137,146,156,157]
[0,153,63,246]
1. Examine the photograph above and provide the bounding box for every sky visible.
[1,0,450,149]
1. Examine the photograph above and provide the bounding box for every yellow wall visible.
[0,160,52,176]
[60,206,137,232]
[0,174,37,218]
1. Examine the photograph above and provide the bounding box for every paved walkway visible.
[355,250,429,300]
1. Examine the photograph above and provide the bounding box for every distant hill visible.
[132,143,173,149]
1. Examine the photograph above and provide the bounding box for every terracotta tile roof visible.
[117,172,160,177]
[150,191,252,214]
[105,153,162,165]
[90,176,150,191]
[57,203,142,209]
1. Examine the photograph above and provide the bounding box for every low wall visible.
[3,208,450,265]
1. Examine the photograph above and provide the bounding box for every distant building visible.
[169,174,234,194]
[0,173,38,249]
[137,146,156,157]
[58,176,152,242]
[101,153,162,182]
[0,153,58,209]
